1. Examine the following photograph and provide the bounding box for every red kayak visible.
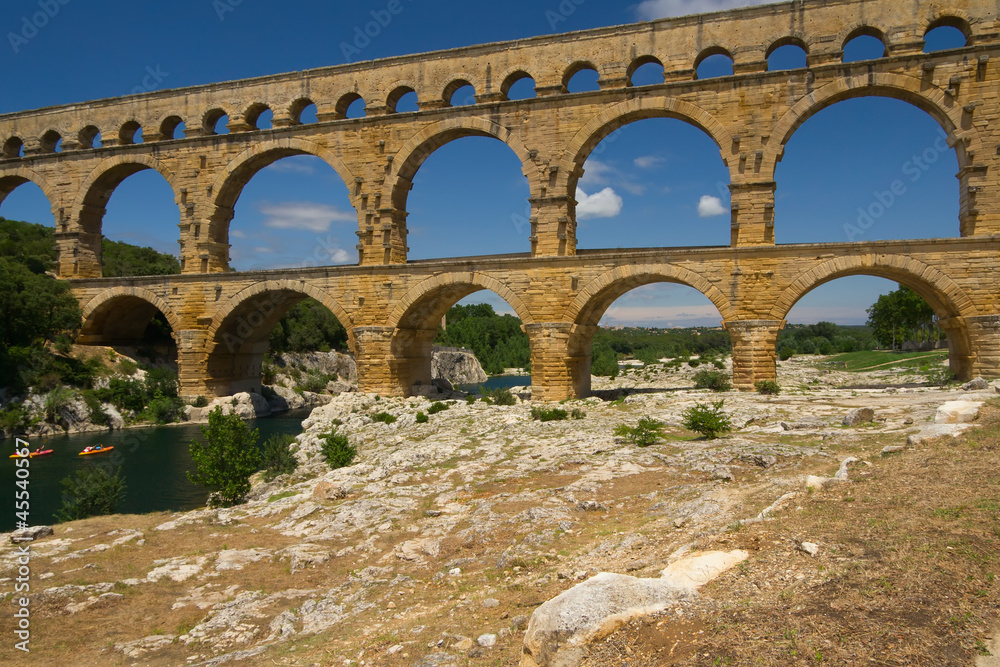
[78,446,114,456]
[9,449,53,459]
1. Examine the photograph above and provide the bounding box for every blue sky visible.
[0,0,969,327]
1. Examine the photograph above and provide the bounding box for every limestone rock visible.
[907,423,969,445]
[798,542,820,557]
[10,526,53,543]
[842,408,875,426]
[935,400,982,424]
[962,377,989,391]
[312,480,350,500]
[432,347,487,385]
[781,419,825,431]
[521,551,747,667]
[478,633,497,648]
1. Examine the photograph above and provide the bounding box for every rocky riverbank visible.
[2,357,999,665]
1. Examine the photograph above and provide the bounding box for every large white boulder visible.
[934,401,982,424]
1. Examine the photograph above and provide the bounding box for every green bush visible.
[144,367,178,399]
[482,387,516,406]
[465,394,477,404]
[693,369,732,392]
[778,347,795,361]
[188,407,262,507]
[688,358,702,368]
[428,401,449,415]
[321,430,357,469]
[754,380,781,395]
[0,405,31,435]
[531,406,568,422]
[55,466,127,522]
[613,416,665,447]
[261,434,298,481]
[144,396,183,425]
[82,390,111,427]
[43,386,75,423]
[681,400,733,440]
[298,372,330,394]
[118,358,138,376]
[101,377,147,413]
[415,411,429,424]
[571,408,586,420]
[712,359,726,370]
[192,395,209,408]
[371,411,397,424]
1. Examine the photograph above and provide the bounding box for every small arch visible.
[76,126,99,150]
[244,103,272,130]
[501,70,536,100]
[443,79,476,107]
[695,47,734,79]
[766,38,809,70]
[203,108,231,135]
[3,137,25,158]
[387,85,418,113]
[119,120,143,145]
[336,92,366,119]
[924,17,970,52]
[40,130,63,153]
[627,56,665,86]
[159,116,185,140]
[564,61,600,92]
[842,26,888,62]
[289,97,317,124]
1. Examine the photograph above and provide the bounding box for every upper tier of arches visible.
[0,9,979,159]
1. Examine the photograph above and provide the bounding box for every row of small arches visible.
[0,20,971,159]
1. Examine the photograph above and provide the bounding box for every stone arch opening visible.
[564,62,600,93]
[443,79,476,107]
[695,47,734,79]
[628,57,665,86]
[244,103,273,130]
[159,116,185,140]
[770,258,977,382]
[766,38,808,70]
[205,283,353,397]
[119,121,143,145]
[389,122,535,260]
[3,137,25,158]
[203,108,231,135]
[289,98,317,124]
[78,290,179,373]
[566,103,732,250]
[383,275,532,396]
[562,267,733,397]
[78,126,101,149]
[501,71,535,100]
[387,86,418,113]
[924,17,970,52]
[336,92,366,119]
[0,173,57,251]
[39,130,63,153]
[773,92,963,244]
[842,27,887,62]
[210,141,358,271]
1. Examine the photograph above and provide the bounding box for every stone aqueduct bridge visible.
[1,0,999,400]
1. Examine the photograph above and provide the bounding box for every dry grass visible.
[584,402,1000,666]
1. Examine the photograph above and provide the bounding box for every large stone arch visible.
[765,72,978,177]
[204,280,354,396]
[388,117,538,212]
[0,167,61,220]
[562,96,735,188]
[387,271,534,331]
[78,286,181,345]
[566,263,736,326]
[769,253,980,380]
[72,153,182,234]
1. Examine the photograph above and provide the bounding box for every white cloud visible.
[579,159,615,187]
[635,0,778,21]
[697,195,728,218]
[329,248,351,264]
[269,159,317,175]
[259,202,355,232]
[253,246,274,254]
[601,304,722,327]
[230,229,248,239]
[634,155,665,169]
[577,187,623,220]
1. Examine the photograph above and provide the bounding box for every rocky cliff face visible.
[431,347,488,385]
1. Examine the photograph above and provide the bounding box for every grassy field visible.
[818,349,948,372]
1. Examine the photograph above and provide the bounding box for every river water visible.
[1,410,311,532]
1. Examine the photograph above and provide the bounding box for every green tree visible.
[320,430,357,469]
[866,285,937,349]
[55,466,127,522]
[681,400,733,439]
[0,218,57,273]
[188,407,262,507]
[435,303,531,375]
[591,343,620,378]
[261,434,299,481]
[269,299,349,353]
[100,238,181,277]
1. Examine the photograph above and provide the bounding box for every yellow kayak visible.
[9,449,53,458]
[78,446,114,456]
